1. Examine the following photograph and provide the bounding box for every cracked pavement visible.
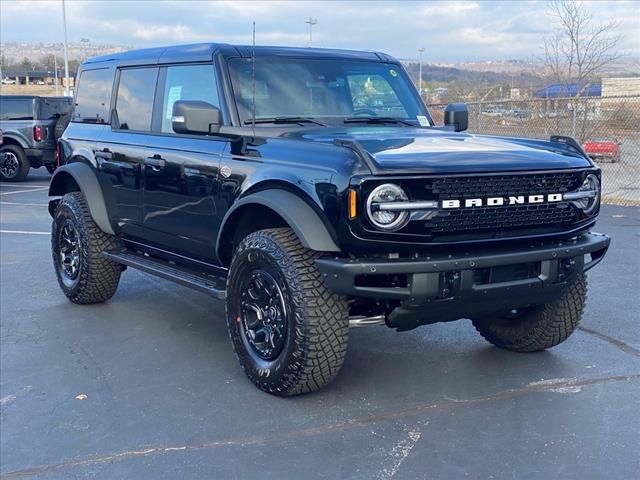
[1,171,639,479]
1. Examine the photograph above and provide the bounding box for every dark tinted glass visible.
[0,98,34,120]
[38,98,73,120]
[116,68,158,131]
[73,68,112,123]
[160,64,219,133]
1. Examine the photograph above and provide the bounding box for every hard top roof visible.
[0,95,72,100]
[83,43,398,66]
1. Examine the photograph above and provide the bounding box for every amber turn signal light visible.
[348,189,357,219]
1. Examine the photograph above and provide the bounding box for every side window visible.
[347,74,408,117]
[115,68,158,131]
[73,68,112,123]
[160,64,219,133]
[39,99,73,119]
[0,98,34,120]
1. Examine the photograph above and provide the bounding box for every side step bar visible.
[102,250,226,300]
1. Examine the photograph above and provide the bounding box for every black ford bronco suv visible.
[50,44,610,396]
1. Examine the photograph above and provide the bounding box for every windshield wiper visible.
[243,116,328,126]
[343,116,415,126]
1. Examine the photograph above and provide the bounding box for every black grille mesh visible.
[430,203,578,233]
[430,172,581,199]
[425,172,583,237]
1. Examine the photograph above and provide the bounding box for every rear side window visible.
[38,98,73,120]
[115,68,158,131]
[160,64,219,133]
[0,98,34,120]
[73,68,112,123]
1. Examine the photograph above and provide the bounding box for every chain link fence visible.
[428,95,640,206]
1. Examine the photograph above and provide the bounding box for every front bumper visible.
[317,232,610,330]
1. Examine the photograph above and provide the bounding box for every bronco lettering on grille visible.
[441,193,563,209]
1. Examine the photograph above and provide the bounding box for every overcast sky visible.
[1,0,638,61]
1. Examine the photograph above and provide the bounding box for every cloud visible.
[1,0,638,61]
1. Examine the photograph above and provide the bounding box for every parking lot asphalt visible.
[1,170,639,480]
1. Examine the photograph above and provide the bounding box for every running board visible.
[102,250,226,300]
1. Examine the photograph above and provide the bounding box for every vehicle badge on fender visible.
[220,165,232,178]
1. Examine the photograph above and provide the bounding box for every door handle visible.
[95,149,112,160]
[145,155,166,170]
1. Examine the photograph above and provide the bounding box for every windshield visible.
[228,57,429,126]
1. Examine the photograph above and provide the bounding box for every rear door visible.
[96,67,159,240]
[142,63,227,262]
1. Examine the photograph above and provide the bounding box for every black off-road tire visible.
[52,192,122,304]
[226,228,349,396]
[472,275,587,352]
[0,145,30,182]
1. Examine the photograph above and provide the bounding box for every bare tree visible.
[541,1,623,141]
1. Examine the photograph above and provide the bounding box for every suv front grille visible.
[362,171,589,241]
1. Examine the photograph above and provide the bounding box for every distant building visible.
[601,77,640,97]
[1,69,74,87]
[534,83,601,99]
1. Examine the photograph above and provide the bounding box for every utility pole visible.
[418,47,425,97]
[61,0,70,96]
[304,17,317,46]
[54,55,59,96]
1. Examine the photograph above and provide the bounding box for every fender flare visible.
[49,162,115,235]
[217,189,340,259]
[1,133,30,150]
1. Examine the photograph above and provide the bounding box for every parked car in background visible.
[1,78,17,85]
[510,108,531,119]
[481,107,503,117]
[583,139,621,163]
[0,95,73,181]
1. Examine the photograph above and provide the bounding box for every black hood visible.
[290,127,592,174]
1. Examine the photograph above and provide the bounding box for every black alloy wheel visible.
[1,151,20,179]
[239,268,289,361]
[57,219,81,287]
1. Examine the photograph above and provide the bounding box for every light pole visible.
[61,0,70,96]
[418,47,425,97]
[304,17,317,46]
[54,55,59,95]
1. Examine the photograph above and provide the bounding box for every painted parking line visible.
[0,183,49,189]
[0,187,49,195]
[1,202,49,207]
[0,230,50,235]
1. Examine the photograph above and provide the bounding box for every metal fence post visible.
[571,99,577,138]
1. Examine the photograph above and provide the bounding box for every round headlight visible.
[366,183,410,231]
[575,174,600,214]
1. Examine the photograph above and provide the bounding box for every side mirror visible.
[172,100,222,135]
[444,103,468,132]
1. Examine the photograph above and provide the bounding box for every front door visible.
[142,63,227,263]
[96,66,159,240]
